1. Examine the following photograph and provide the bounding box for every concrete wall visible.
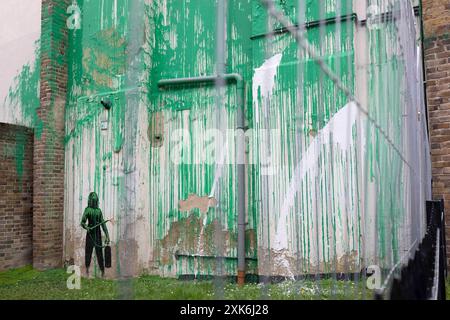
[251,0,431,277]
[0,0,41,128]
[60,0,431,280]
[63,0,256,278]
[63,0,150,278]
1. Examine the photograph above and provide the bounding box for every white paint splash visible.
[209,141,229,198]
[252,53,283,122]
[274,101,364,251]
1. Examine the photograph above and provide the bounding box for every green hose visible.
[87,219,111,249]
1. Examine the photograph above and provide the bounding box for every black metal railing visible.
[376,200,447,300]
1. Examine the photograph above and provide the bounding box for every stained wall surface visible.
[0,0,41,271]
[0,0,41,128]
[248,0,430,278]
[61,0,432,279]
[63,0,257,278]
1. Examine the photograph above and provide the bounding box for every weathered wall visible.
[146,0,256,278]
[63,0,151,278]
[423,0,450,36]
[62,0,431,279]
[63,0,257,278]
[0,0,432,279]
[0,0,41,270]
[0,0,41,128]
[0,123,33,271]
[251,0,360,276]
[423,0,450,269]
[250,0,430,277]
[362,0,431,274]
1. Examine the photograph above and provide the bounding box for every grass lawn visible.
[0,266,375,300]
[447,280,450,300]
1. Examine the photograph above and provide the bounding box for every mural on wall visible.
[0,0,432,286]
[80,192,111,277]
[58,0,430,281]
[64,0,142,279]
[64,0,258,278]
[146,0,256,277]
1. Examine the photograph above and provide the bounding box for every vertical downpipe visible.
[215,0,245,286]
[236,77,246,286]
[215,0,227,295]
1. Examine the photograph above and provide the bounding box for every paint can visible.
[104,245,111,268]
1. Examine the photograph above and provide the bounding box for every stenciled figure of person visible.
[81,192,110,277]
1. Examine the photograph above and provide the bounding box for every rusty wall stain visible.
[178,194,218,214]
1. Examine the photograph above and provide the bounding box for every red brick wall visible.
[423,0,450,270]
[0,123,33,271]
[422,0,450,37]
[32,0,69,269]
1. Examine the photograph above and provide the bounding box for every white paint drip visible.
[209,141,228,198]
[274,101,364,251]
[113,0,118,26]
[252,53,283,123]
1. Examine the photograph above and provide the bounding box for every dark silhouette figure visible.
[81,192,110,277]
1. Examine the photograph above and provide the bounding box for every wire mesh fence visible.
[60,0,443,300]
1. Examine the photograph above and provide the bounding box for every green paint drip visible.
[5,40,42,135]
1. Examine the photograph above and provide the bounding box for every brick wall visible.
[0,124,33,271]
[422,0,450,270]
[32,0,69,269]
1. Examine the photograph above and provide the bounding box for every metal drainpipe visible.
[158,73,246,285]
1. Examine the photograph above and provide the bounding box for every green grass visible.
[0,266,116,300]
[0,266,377,300]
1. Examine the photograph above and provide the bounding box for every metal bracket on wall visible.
[250,6,420,40]
[174,251,258,262]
